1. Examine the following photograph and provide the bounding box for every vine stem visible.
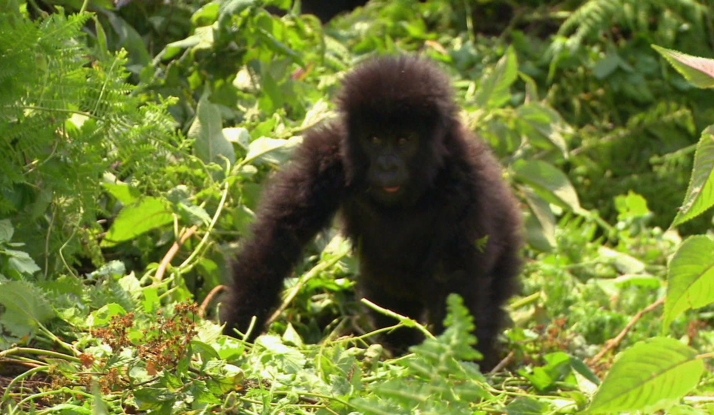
[361,298,435,340]
[79,0,90,14]
[177,180,230,272]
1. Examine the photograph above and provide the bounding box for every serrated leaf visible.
[653,45,714,88]
[475,45,518,109]
[672,126,714,227]
[101,197,174,247]
[4,248,41,276]
[588,337,703,414]
[189,94,236,168]
[663,236,714,329]
[0,281,55,334]
[513,159,581,211]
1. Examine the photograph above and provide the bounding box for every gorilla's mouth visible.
[383,186,400,193]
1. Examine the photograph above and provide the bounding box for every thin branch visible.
[198,284,226,318]
[490,350,515,373]
[154,225,197,283]
[587,296,665,365]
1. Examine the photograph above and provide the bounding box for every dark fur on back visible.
[222,55,522,369]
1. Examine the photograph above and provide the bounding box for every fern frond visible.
[0,8,179,273]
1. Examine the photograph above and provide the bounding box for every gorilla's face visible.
[348,110,444,207]
[359,128,420,204]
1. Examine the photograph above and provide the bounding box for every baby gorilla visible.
[222,55,522,368]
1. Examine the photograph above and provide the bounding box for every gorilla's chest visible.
[340,202,442,272]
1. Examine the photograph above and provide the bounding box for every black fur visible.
[222,56,522,369]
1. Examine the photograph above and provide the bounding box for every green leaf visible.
[671,126,714,227]
[653,45,714,88]
[0,281,55,335]
[88,303,128,327]
[4,248,41,276]
[513,159,581,211]
[521,186,555,251]
[102,182,140,205]
[223,127,251,150]
[244,136,302,166]
[219,0,255,24]
[663,236,714,329]
[101,197,174,247]
[475,45,518,109]
[189,94,236,169]
[515,103,570,157]
[100,10,151,67]
[592,53,621,79]
[191,2,220,26]
[162,27,214,60]
[506,397,551,415]
[588,337,703,414]
[598,247,645,274]
[0,219,13,243]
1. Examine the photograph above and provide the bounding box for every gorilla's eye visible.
[369,136,382,146]
[397,137,410,146]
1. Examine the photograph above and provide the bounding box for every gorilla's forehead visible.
[345,106,440,133]
[337,55,455,118]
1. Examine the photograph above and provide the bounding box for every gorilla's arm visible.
[221,124,346,339]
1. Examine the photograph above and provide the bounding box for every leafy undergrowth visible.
[3,0,714,413]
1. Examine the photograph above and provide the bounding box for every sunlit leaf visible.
[653,45,714,88]
[189,94,236,169]
[102,197,174,247]
[671,126,714,226]
[664,236,714,330]
[475,45,517,109]
[513,159,581,211]
[244,136,302,166]
[588,337,703,413]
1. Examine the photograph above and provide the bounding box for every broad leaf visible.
[102,197,174,247]
[244,136,302,166]
[588,337,703,413]
[4,248,41,276]
[506,397,551,415]
[663,236,714,329]
[521,186,556,251]
[475,45,517,109]
[513,159,581,211]
[191,2,220,26]
[653,45,714,88]
[671,126,714,226]
[0,219,13,243]
[515,103,570,157]
[189,94,236,168]
[102,182,140,205]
